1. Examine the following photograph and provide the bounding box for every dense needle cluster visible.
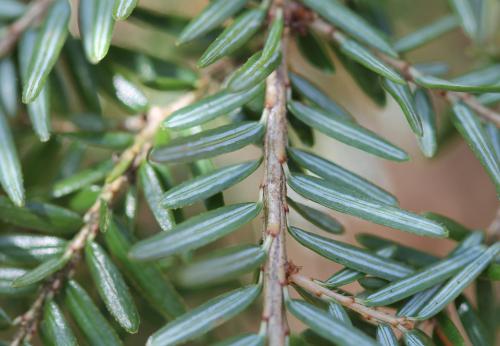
[0,0,498,345]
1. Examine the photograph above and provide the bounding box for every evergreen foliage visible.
[0,0,498,345]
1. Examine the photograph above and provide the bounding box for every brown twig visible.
[446,92,500,127]
[289,273,415,330]
[9,93,196,346]
[262,67,290,345]
[310,18,500,128]
[261,4,291,346]
[0,0,53,58]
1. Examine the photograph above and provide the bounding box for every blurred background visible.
[2,0,499,344]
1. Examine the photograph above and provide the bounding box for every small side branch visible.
[379,53,500,127]
[9,93,196,346]
[450,93,500,128]
[0,0,53,58]
[310,18,500,127]
[290,273,414,330]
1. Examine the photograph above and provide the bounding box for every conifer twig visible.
[310,18,500,127]
[289,273,415,329]
[262,66,290,345]
[9,93,196,346]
